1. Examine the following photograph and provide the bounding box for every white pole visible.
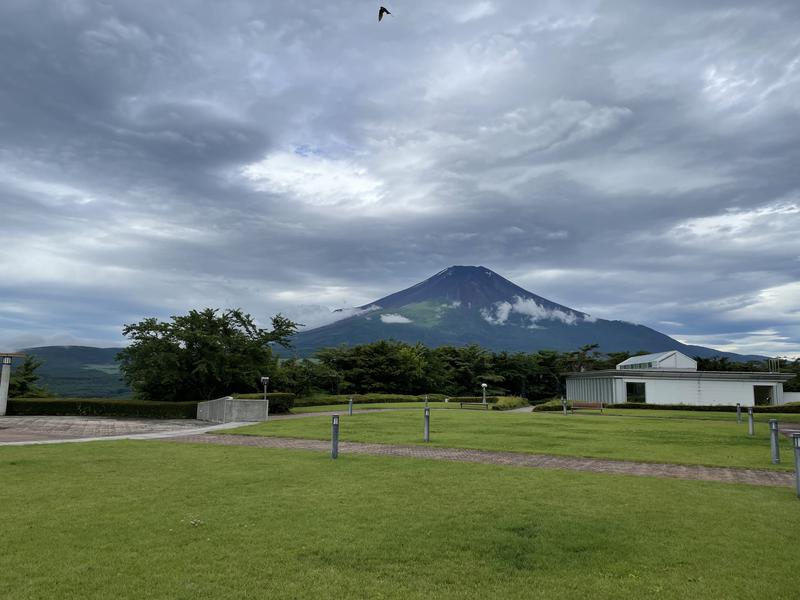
[0,356,12,417]
[481,383,487,405]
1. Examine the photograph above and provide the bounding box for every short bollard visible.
[424,407,430,442]
[794,434,800,499]
[425,395,429,408]
[736,403,742,424]
[331,415,340,459]
[769,419,780,464]
[748,407,755,436]
[562,398,568,416]
[348,397,353,416]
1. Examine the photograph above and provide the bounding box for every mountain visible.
[21,346,129,398]
[291,266,763,360]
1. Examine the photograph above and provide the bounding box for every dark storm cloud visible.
[1,0,799,356]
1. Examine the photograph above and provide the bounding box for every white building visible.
[566,351,794,407]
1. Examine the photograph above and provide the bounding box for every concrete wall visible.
[621,378,765,406]
[781,392,800,405]
[197,397,268,423]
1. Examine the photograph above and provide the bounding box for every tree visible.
[117,308,298,402]
[8,356,51,398]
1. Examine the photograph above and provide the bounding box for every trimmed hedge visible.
[533,399,567,412]
[232,392,295,414]
[490,397,530,411]
[449,396,500,404]
[611,402,800,414]
[293,394,448,408]
[8,398,198,419]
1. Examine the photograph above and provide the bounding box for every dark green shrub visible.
[232,392,295,414]
[449,396,499,403]
[293,393,443,407]
[490,397,530,411]
[8,398,198,419]
[533,399,566,411]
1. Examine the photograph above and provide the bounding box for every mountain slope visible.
[21,346,129,397]
[292,266,762,360]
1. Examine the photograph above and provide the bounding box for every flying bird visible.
[378,6,391,22]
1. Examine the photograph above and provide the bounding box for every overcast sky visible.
[1,0,799,357]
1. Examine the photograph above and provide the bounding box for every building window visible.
[626,382,646,403]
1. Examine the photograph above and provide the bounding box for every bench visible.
[570,401,604,414]
[460,402,490,410]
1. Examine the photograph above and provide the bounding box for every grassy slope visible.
[1,441,798,599]
[230,410,797,471]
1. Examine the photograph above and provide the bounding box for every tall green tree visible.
[9,356,51,398]
[118,308,298,402]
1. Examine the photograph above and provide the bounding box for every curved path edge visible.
[169,433,796,489]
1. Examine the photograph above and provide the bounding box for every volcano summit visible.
[290,266,756,359]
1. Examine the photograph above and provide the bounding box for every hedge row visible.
[293,394,449,408]
[449,396,500,404]
[8,398,199,419]
[233,392,295,414]
[490,397,529,411]
[611,402,800,414]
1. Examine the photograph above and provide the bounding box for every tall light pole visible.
[481,382,487,405]
[261,376,270,421]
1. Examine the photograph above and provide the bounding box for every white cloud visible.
[380,313,413,324]
[481,296,581,326]
[241,151,384,209]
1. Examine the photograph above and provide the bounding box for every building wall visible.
[621,378,770,406]
[567,376,787,406]
[566,377,617,404]
[781,392,800,405]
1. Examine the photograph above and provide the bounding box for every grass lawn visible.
[602,407,800,423]
[1,441,798,599]
[230,410,797,471]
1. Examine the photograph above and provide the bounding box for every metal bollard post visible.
[794,434,800,499]
[348,397,353,416]
[331,415,339,459]
[769,419,780,464]
[562,398,567,416]
[747,407,754,436]
[736,403,742,424]
[425,394,429,408]
[424,407,430,442]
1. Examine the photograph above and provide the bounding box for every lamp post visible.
[769,419,780,464]
[481,383,487,405]
[261,376,270,421]
[0,356,12,417]
[793,434,800,499]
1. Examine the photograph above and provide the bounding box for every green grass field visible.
[231,409,797,471]
[1,441,798,599]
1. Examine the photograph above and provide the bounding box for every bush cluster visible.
[8,398,198,419]
[533,399,566,411]
[490,397,530,411]
[231,392,295,414]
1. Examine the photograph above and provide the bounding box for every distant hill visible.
[291,266,765,361]
[21,346,129,398]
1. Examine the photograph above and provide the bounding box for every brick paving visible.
[170,433,797,488]
[0,416,207,443]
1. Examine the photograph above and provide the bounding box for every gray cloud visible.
[1,0,799,357]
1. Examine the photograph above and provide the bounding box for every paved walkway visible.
[170,433,797,489]
[0,416,246,446]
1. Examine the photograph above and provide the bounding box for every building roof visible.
[617,351,680,367]
[566,369,795,382]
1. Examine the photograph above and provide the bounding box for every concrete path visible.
[170,433,797,489]
[0,416,248,446]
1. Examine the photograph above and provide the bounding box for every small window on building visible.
[626,382,646,403]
